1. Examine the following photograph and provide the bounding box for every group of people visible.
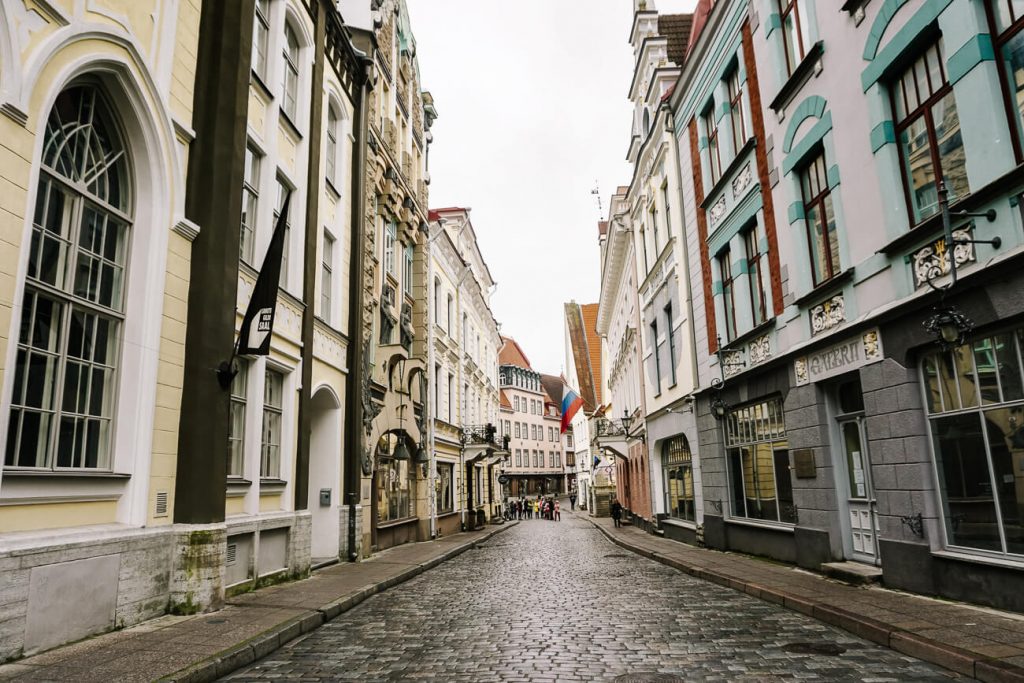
[508,497,561,521]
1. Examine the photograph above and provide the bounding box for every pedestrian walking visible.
[554,500,561,521]
[569,493,576,511]
[611,498,623,528]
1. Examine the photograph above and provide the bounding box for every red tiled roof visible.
[540,374,564,415]
[598,221,609,237]
[499,336,532,369]
[687,0,714,58]
[499,389,512,409]
[580,303,603,406]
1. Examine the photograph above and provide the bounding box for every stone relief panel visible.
[911,227,975,289]
[748,334,771,365]
[810,293,845,336]
[731,163,753,198]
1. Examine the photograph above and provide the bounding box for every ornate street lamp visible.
[921,181,999,348]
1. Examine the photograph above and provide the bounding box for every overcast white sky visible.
[407,0,697,375]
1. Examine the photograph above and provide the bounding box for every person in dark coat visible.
[610,498,623,528]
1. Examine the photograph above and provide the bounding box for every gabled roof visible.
[598,221,609,237]
[499,389,513,410]
[580,303,603,406]
[658,14,694,67]
[540,374,564,415]
[499,336,533,370]
[687,0,714,58]
[564,302,598,412]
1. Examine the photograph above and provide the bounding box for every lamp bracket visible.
[953,208,997,223]
[953,235,1001,249]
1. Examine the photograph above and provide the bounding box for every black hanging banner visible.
[237,191,291,356]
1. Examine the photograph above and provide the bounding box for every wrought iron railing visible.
[461,424,509,450]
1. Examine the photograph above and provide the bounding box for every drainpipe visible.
[295,0,327,513]
[344,50,373,562]
[663,103,700,392]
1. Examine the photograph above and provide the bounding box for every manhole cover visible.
[614,675,686,683]
[780,642,848,656]
[604,553,628,558]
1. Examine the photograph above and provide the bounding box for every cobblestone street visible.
[224,514,964,682]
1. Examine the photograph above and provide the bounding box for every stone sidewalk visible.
[589,514,1024,682]
[0,522,516,683]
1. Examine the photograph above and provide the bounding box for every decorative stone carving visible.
[794,357,809,385]
[748,334,771,365]
[863,329,881,361]
[810,294,845,335]
[911,228,975,289]
[709,195,727,225]
[722,349,745,378]
[361,342,383,476]
[399,302,414,351]
[731,163,753,198]
[378,13,394,74]
[380,284,397,344]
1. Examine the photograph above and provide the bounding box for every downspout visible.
[664,103,700,392]
[344,49,372,562]
[295,0,327,513]
[425,221,441,539]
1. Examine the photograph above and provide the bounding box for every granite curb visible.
[160,521,518,683]
[588,518,1024,683]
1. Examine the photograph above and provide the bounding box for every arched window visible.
[6,85,131,469]
[433,277,441,324]
[282,23,300,120]
[642,108,651,137]
[325,105,338,183]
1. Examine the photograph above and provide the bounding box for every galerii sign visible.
[794,329,883,386]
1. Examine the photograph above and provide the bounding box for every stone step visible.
[820,561,883,585]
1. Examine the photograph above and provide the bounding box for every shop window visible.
[725,398,794,524]
[892,39,969,224]
[923,330,1024,556]
[377,449,412,523]
[989,1,1024,157]
[6,86,130,470]
[436,462,453,514]
[664,434,695,522]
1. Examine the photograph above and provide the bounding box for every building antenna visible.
[591,182,604,221]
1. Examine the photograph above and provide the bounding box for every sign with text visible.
[794,328,883,386]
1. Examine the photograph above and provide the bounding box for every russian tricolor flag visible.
[561,386,584,433]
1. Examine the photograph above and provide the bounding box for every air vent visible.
[155,491,168,517]
[226,543,237,566]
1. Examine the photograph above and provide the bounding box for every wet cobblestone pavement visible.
[224,514,966,682]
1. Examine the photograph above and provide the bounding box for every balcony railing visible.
[461,424,510,451]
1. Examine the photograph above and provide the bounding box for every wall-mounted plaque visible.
[793,449,816,478]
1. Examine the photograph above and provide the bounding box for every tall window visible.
[261,369,284,478]
[6,86,130,470]
[639,224,649,274]
[892,39,968,224]
[922,330,1024,557]
[726,399,794,523]
[719,248,738,342]
[661,184,672,241]
[744,228,768,324]
[384,221,396,276]
[799,153,840,286]
[665,303,677,385]
[704,107,722,184]
[320,232,334,324]
[778,0,811,76]
[446,294,453,333]
[253,0,270,82]
[728,68,747,153]
[651,320,662,394]
[228,360,248,477]
[433,277,441,325]
[378,451,411,522]
[325,106,338,184]
[664,435,695,522]
[241,145,260,263]
[434,363,441,420]
[447,374,453,422]
[275,178,291,289]
[403,244,414,296]
[282,23,300,121]
[990,1,1024,156]
[515,449,522,467]
[649,204,660,256]
[436,462,453,513]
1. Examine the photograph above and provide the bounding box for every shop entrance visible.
[833,379,879,563]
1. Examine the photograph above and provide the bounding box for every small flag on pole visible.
[561,385,584,433]
[237,191,291,356]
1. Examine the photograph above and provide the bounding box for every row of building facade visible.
[572,0,1024,613]
[0,0,572,662]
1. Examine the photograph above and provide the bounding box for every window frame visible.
[778,0,811,77]
[281,22,301,123]
[325,105,339,185]
[320,230,334,325]
[986,0,1024,162]
[228,359,249,478]
[260,368,284,479]
[651,319,662,395]
[728,68,747,153]
[241,144,261,264]
[744,226,768,325]
[253,0,271,84]
[665,302,677,386]
[704,106,723,185]
[719,248,738,342]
